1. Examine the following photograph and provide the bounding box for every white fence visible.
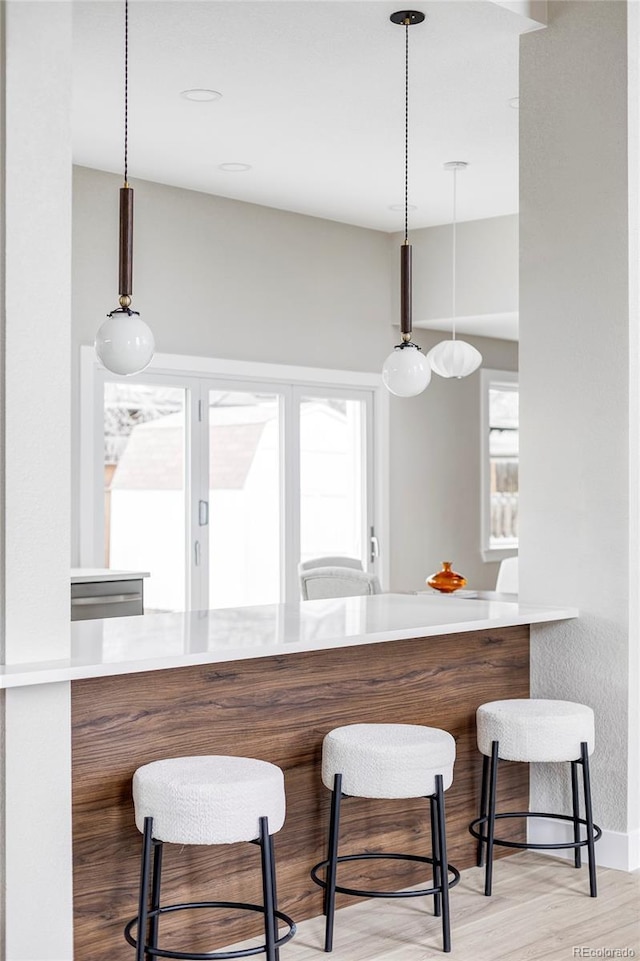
[491,490,518,542]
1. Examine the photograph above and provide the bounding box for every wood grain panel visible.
[72,626,529,960]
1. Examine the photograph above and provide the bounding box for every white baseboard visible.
[528,817,640,872]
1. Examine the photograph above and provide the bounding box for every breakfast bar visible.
[0,594,577,960]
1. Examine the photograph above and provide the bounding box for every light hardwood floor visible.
[228,853,640,961]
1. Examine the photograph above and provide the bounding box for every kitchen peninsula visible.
[1,594,577,959]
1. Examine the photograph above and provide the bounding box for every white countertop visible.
[71,568,150,583]
[0,593,577,690]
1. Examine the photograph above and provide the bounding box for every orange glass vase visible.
[426,561,467,594]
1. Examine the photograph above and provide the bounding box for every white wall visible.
[73,166,392,370]
[395,213,519,327]
[385,215,519,593]
[387,333,517,594]
[72,166,518,593]
[520,0,639,868]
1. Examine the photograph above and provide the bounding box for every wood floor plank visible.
[218,854,640,961]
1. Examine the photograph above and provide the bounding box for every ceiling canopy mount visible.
[389,10,426,26]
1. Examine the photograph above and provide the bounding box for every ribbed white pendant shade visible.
[428,339,482,379]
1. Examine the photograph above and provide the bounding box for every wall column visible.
[1,1,74,956]
[520,0,639,869]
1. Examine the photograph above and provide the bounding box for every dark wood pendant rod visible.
[400,242,412,336]
[118,185,134,303]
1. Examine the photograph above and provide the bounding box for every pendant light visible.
[428,162,482,379]
[95,0,155,376]
[382,11,431,398]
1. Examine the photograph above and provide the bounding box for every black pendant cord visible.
[118,0,134,308]
[124,0,129,186]
[404,20,409,245]
[399,15,412,341]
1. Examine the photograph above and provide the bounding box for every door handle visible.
[199,500,209,526]
[195,540,201,567]
[370,527,380,564]
[71,593,143,606]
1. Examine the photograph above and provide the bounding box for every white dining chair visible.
[299,566,381,601]
[298,556,364,573]
[495,556,519,594]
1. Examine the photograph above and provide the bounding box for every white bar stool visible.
[124,755,296,961]
[469,699,601,897]
[310,723,460,954]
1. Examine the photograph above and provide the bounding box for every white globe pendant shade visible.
[428,339,482,379]
[382,344,432,397]
[95,309,155,376]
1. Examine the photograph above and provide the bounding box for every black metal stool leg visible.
[477,754,490,867]
[136,817,154,961]
[148,838,164,956]
[484,741,499,897]
[324,773,343,953]
[580,742,598,897]
[571,759,582,869]
[435,775,451,953]
[268,832,281,961]
[429,794,442,918]
[259,817,277,961]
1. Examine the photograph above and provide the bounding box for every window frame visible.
[480,367,519,562]
[79,346,389,605]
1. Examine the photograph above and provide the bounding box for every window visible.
[80,349,387,610]
[481,369,518,560]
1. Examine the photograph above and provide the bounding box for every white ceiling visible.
[72,0,526,233]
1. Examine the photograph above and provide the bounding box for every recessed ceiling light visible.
[508,97,520,109]
[388,203,417,212]
[218,162,252,173]
[180,89,222,103]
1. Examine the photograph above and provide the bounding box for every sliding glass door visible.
[103,381,190,613]
[92,368,376,610]
[204,388,281,610]
[299,393,369,566]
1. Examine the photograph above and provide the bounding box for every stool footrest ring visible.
[310,851,460,899]
[469,811,603,852]
[124,900,296,961]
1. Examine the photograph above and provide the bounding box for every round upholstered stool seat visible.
[313,723,459,954]
[133,755,286,845]
[322,723,456,799]
[470,698,600,901]
[476,699,595,763]
[125,756,295,961]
